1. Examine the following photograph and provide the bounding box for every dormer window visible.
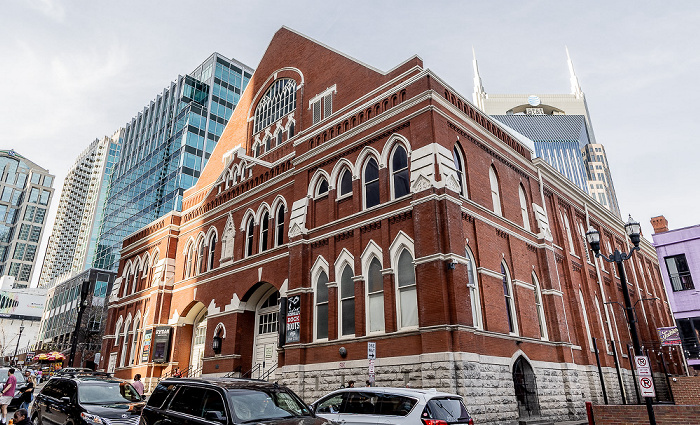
[310,85,337,125]
[254,79,297,135]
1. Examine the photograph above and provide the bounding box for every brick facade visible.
[670,376,700,405]
[591,404,700,425]
[99,28,680,424]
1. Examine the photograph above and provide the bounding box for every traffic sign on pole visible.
[635,356,652,377]
[638,376,656,398]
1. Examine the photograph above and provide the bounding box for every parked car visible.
[31,373,144,425]
[140,377,334,425]
[311,387,474,425]
[0,368,28,411]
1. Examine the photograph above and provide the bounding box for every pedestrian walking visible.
[132,374,144,396]
[19,371,34,410]
[0,368,17,425]
[347,380,355,388]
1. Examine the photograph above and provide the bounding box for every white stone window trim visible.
[335,249,356,339]
[489,165,502,216]
[533,272,548,341]
[390,232,418,331]
[465,246,482,330]
[501,261,519,336]
[360,151,382,211]
[308,85,337,122]
[388,143,411,201]
[452,144,469,199]
[518,185,531,232]
[311,255,330,342]
[362,240,385,336]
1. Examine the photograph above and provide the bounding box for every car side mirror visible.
[60,396,71,404]
[204,411,226,422]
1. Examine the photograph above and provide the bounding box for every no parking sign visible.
[639,376,656,397]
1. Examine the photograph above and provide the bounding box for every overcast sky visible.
[2,1,699,286]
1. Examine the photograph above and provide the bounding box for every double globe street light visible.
[586,216,656,425]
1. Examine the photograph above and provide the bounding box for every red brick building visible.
[100,28,680,424]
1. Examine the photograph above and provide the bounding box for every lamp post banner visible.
[657,326,681,346]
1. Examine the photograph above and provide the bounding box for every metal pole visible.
[627,344,641,404]
[660,349,673,404]
[610,339,626,404]
[616,256,656,425]
[593,337,608,404]
[12,325,24,366]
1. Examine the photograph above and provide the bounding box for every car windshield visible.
[227,388,310,423]
[424,398,471,423]
[0,370,25,385]
[78,382,142,404]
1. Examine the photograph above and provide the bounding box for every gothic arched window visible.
[254,79,297,134]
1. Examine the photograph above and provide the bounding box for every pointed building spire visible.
[566,46,583,98]
[472,46,487,111]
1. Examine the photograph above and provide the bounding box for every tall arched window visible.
[339,265,355,337]
[254,78,297,134]
[275,205,285,247]
[315,271,329,340]
[594,295,609,352]
[366,258,385,333]
[533,273,548,339]
[316,178,329,196]
[453,145,467,197]
[129,317,140,365]
[489,166,502,216]
[561,211,575,255]
[119,318,131,367]
[466,247,481,329]
[185,245,194,278]
[264,136,271,152]
[276,131,283,147]
[208,233,217,270]
[197,238,206,274]
[338,169,353,197]
[260,212,269,252]
[501,262,517,334]
[577,290,593,349]
[114,318,123,347]
[245,218,255,257]
[254,143,261,158]
[391,145,410,199]
[364,158,380,208]
[288,122,295,139]
[519,185,530,231]
[397,249,418,329]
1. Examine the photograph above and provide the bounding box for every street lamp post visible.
[12,325,24,366]
[69,281,91,367]
[586,216,656,425]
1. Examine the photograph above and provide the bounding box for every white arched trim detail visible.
[121,260,132,278]
[132,310,142,332]
[141,253,151,275]
[205,226,219,246]
[310,255,330,284]
[182,237,196,255]
[360,240,383,273]
[214,322,226,338]
[389,231,415,272]
[246,67,305,119]
[270,194,288,214]
[307,169,331,199]
[354,146,383,177]
[380,133,412,167]
[509,349,534,371]
[151,248,160,266]
[194,231,207,246]
[114,316,124,346]
[334,248,355,280]
[240,208,256,231]
[255,202,271,225]
[330,158,357,189]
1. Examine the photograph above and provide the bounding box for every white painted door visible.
[254,292,279,380]
[190,318,207,377]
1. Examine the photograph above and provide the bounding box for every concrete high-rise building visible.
[93,53,253,272]
[473,48,620,216]
[38,130,123,288]
[0,150,55,288]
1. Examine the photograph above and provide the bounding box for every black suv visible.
[140,378,334,425]
[31,373,144,425]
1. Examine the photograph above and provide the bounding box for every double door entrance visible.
[252,291,280,380]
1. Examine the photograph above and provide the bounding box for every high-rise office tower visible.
[473,48,620,216]
[93,53,253,271]
[38,130,123,288]
[0,150,55,287]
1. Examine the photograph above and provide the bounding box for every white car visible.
[311,387,474,425]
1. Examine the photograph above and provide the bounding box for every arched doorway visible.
[513,356,540,418]
[253,289,280,380]
[190,309,208,377]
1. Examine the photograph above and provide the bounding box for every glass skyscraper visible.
[0,150,55,287]
[38,129,123,288]
[93,53,253,271]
